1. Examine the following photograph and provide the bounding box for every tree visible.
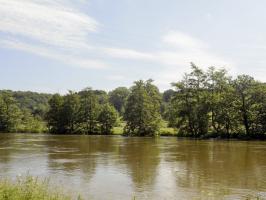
[46,94,64,133]
[0,92,22,132]
[124,79,161,136]
[98,103,118,134]
[234,80,266,136]
[254,83,266,135]
[161,89,175,120]
[162,89,175,103]
[233,75,257,136]
[109,87,129,115]
[79,88,100,134]
[170,64,209,137]
[19,109,46,133]
[60,91,80,133]
[205,67,240,136]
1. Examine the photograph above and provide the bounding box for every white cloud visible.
[101,31,234,89]
[102,31,231,68]
[0,0,106,69]
[103,32,232,67]
[0,0,98,50]
[0,39,106,69]
[0,0,234,90]
[162,31,208,49]
[102,47,156,61]
[155,32,234,89]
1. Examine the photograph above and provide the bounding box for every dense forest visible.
[1,63,266,139]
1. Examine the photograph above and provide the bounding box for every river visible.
[0,134,265,199]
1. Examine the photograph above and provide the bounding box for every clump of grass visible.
[159,127,177,136]
[0,176,81,200]
[113,126,124,135]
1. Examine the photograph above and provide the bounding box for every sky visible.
[1,0,266,93]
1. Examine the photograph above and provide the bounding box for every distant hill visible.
[0,90,52,118]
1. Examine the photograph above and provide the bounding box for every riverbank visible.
[0,175,264,200]
[0,176,82,200]
[112,120,177,136]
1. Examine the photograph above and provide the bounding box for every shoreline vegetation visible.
[0,176,264,200]
[0,176,82,200]
[1,64,266,139]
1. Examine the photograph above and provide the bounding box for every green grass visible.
[113,126,124,135]
[160,120,176,136]
[0,176,82,200]
[159,127,177,136]
[112,120,177,136]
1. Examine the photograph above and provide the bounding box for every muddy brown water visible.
[0,134,265,199]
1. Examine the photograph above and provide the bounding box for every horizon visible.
[1,0,266,93]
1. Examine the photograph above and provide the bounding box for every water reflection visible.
[119,138,160,191]
[0,134,266,199]
[163,140,266,198]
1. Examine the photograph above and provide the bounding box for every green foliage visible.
[124,79,162,136]
[0,176,80,200]
[0,90,50,133]
[61,91,80,133]
[161,89,175,120]
[79,89,108,105]
[18,109,47,133]
[0,92,22,132]
[2,65,266,138]
[98,103,118,134]
[47,92,82,134]
[0,90,51,119]
[46,94,64,134]
[170,64,209,136]
[109,87,129,115]
[79,88,100,134]
[46,89,119,135]
[169,64,266,138]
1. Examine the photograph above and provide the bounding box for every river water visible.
[0,134,265,199]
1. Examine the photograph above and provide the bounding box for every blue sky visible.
[1,0,266,93]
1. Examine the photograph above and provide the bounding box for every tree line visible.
[46,89,118,134]
[0,91,47,133]
[1,63,266,138]
[168,63,266,138]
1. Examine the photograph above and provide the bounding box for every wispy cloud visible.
[0,0,105,69]
[157,31,234,88]
[0,39,106,69]
[102,31,234,89]
[0,0,234,90]
[101,31,231,67]
[102,47,155,61]
[162,31,207,49]
[0,0,98,50]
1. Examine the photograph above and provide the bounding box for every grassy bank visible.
[112,120,177,136]
[0,176,82,200]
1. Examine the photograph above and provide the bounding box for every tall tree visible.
[234,78,266,136]
[0,92,22,132]
[79,88,100,134]
[233,75,257,136]
[124,79,161,136]
[61,91,80,133]
[46,94,64,133]
[98,103,118,134]
[205,67,240,136]
[171,64,209,137]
